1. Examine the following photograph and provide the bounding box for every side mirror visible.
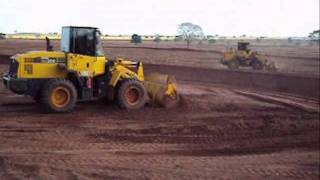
[45,37,53,51]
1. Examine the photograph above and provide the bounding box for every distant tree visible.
[288,37,293,44]
[131,34,142,44]
[154,35,161,43]
[308,30,320,40]
[0,33,6,39]
[177,22,204,48]
[208,39,216,44]
[308,30,320,45]
[256,38,262,43]
[174,35,183,42]
[206,35,214,39]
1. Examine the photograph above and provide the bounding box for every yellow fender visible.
[109,63,144,87]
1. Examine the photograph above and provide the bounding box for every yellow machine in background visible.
[221,42,276,71]
[3,26,179,112]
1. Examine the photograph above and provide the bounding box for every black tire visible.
[227,60,239,69]
[40,79,77,113]
[117,79,147,110]
[252,60,263,70]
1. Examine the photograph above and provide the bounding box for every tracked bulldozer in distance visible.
[221,42,276,71]
[3,26,179,113]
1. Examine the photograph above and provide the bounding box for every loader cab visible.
[238,42,250,52]
[61,26,104,56]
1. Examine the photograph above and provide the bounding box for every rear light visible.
[86,78,92,88]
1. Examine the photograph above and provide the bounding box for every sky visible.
[0,0,319,37]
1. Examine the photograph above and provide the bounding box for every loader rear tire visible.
[117,80,147,110]
[40,79,77,113]
[227,60,239,69]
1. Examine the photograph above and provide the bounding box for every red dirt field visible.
[0,39,319,179]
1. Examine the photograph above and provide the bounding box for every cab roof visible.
[62,26,98,30]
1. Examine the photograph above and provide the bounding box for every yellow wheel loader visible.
[221,42,276,71]
[3,26,179,113]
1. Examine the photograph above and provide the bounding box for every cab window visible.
[72,28,95,56]
[95,31,104,56]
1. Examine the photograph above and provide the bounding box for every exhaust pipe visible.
[46,37,53,51]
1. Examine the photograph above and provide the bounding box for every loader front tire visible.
[227,60,239,69]
[117,80,147,110]
[252,59,263,70]
[40,79,77,113]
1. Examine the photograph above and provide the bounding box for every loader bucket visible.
[143,73,179,108]
[266,62,277,71]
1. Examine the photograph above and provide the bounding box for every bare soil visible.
[0,39,319,179]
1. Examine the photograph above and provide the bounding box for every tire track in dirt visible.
[3,152,318,180]
[0,61,319,179]
[232,90,319,113]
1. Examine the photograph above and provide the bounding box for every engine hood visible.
[12,51,66,63]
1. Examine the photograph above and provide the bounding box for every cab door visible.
[65,27,105,77]
[67,54,106,77]
[94,56,106,76]
[67,53,97,77]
